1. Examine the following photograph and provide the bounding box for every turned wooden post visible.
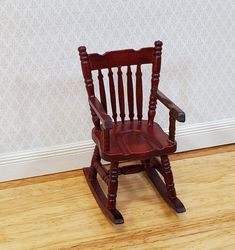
[103,128,110,152]
[161,155,176,200]
[127,65,134,121]
[118,66,125,123]
[89,146,100,180]
[148,41,162,125]
[98,69,107,113]
[136,64,143,121]
[78,46,100,130]
[107,162,119,209]
[169,111,176,141]
[108,68,117,123]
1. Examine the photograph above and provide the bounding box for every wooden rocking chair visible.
[78,41,186,224]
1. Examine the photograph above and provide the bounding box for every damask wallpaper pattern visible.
[0,0,234,154]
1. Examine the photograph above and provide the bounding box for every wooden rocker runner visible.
[78,41,186,224]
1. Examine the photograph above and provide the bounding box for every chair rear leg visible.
[107,162,119,209]
[88,146,100,180]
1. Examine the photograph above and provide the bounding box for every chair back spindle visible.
[127,65,134,121]
[136,64,143,121]
[98,69,107,113]
[108,68,117,123]
[117,66,125,123]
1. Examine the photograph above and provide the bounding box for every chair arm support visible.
[156,90,185,142]
[156,90,185,122]
[89,97,113,129]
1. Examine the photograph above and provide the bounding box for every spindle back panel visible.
[79,42,162,125]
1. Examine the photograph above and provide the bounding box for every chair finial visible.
[78,46,87,53]
[78,46,88,63]
[154,40,163,48]
[154,41,162,56]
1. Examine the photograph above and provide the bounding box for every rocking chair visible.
[78,41,186,224]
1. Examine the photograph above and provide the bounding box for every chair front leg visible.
[146,156,185,213]
[161,155,176,200]
[107,162,119,209]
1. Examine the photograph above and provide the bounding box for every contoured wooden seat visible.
[93,120,176,162]
[78,41,186,224]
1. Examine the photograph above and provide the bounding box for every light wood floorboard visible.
[0,144,234,249]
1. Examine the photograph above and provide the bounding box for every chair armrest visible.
[156,90,185,122]
[89,97,113,129]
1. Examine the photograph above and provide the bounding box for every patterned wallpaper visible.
[0,0,234,154]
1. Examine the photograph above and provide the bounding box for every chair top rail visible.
[88,47,154,70]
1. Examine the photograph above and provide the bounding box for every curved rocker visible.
[145,157,186,213]
[83,167,124,224]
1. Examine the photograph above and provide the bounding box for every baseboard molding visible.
[175,118,235,152]
[1,118,235,182]
[0,141,95,182]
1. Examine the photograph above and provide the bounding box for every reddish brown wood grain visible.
[148,41,162,125]
[136,64,143,121]
[127,65,134,121]
[98,69,107,113]
[88,47,154,70]
[92,120,176,162]
[117,66,125,123]
[108,68,117,123]
[88,97,112,129]
[78,41,186,224]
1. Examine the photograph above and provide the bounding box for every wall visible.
[0,0,234,181]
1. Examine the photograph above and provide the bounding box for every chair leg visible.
[88,146,99,180]
[145,155,186,213]
[161,155,177,200]
[83,152,124,224]
[107,162,119,209]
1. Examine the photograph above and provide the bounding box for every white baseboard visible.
[175,118,235,152]
[1,118,235,182]
[0,141,94,182]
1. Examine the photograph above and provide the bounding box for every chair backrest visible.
[78,41,162,125]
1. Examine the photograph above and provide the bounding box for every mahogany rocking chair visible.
[78,41,186,224]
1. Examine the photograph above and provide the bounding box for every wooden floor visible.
[0,145,234,250]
